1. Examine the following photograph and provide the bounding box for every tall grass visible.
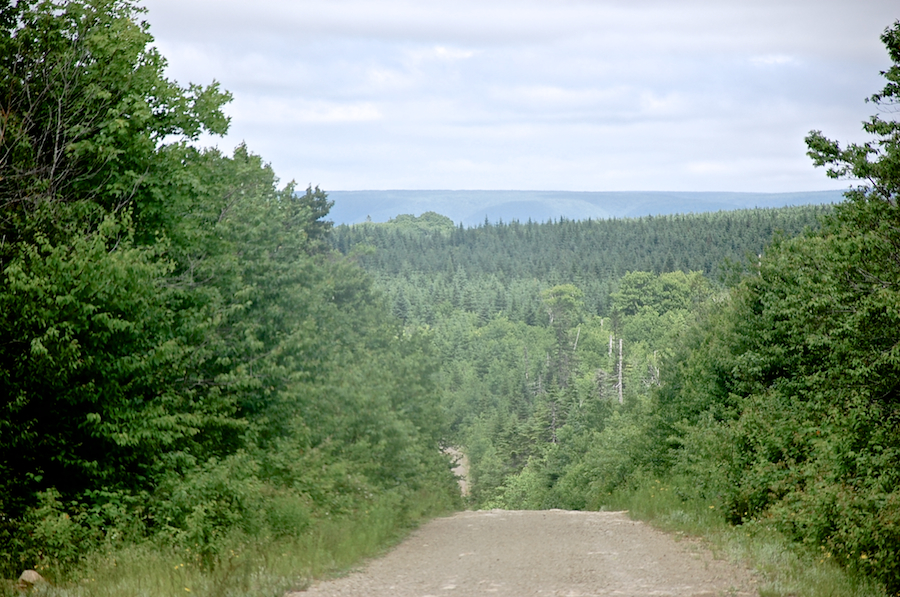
[606,476,888,597]
[6,489,456,597]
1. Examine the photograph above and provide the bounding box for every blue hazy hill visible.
[326,190,847,226]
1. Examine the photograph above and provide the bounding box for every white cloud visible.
[638,92,688,119]
[139,0,900,192]
[230,98,382,125]
[750,54,798,67]
[497,86,627,108]
[433,46,476,61]
[687,161,735,175]
[365,67,414,92]
[402,45,478,71]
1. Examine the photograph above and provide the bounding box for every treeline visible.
[645,27,900,589]
[5,0,898,593]
[331,197,836,511]
[328,22,900,593]
[332,205,829,322]
[334,206,829,281]
[0,0,456,584]
[329,176,837,513]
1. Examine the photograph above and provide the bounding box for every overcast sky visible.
[139,1,898,193]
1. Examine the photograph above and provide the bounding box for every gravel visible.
[292,509,757,597]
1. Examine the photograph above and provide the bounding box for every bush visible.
[4,490,98,578]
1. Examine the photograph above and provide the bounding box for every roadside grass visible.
[606,477,887,597]
[5,489,456,597]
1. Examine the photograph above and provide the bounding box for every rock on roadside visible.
[17,570,47,589]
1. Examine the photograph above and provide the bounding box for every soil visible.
[292,509,757,597]
[445,448,469,497]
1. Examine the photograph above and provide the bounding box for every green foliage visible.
[332,205,829,325]
[0,0,230,229]
[612,270,710,317]
[386,212,456,235]
[417,270,708,510]
[633,22,900,592]
[7,1,896,594]
[0,0,239,521]
[606,475,889,597]
[4,485,450,597]
[0,0,458,584]
[152,453,269,563]
[321,51,898,588]
[16,490,99,576]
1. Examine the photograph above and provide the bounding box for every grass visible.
[606,477,888,597]
[12,473,885,597]
[5,489,457,597]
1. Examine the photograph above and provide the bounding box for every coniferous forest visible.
[3,1,900,595]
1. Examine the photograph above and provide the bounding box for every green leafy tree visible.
[0,0,233,516]
[647,21,900,591]
[0,0,230,236]
[541,284,584,388]
[0,3,457,576]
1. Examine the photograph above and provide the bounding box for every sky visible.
[138,1,899,193]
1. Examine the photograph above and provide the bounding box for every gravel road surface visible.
[293,509,757,597]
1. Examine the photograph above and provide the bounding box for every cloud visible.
[139,0,900,192]
[750,54,798,67]
[687,161,736,175]
[432,46,476,61]
[229,98,382,125]
[365,66,414,92]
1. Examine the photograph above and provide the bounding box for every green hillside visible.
[327,189,844,225]
[326,22,900,594]
[3,2,900,596]
[332,205,830,321]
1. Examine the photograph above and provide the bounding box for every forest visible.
[0,1,458,593]
[2,1,900,595]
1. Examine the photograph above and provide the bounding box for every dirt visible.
[445,448,469,497]
[292,509,757,597]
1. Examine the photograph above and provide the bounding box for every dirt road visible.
[293,509,757,597]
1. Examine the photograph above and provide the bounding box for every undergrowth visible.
[1,488,456,597]
[606,476,889,597]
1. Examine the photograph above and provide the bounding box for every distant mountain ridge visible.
[326,189,847,226]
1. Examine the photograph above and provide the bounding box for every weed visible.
[606,476,888,597]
